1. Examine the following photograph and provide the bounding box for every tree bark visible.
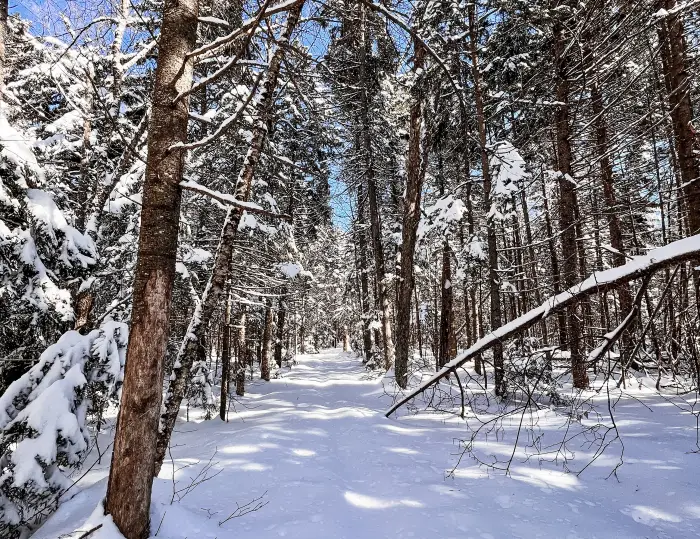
[394,39,427,389]
[358,3,394,370]
[105,0,199,535]
[219,283,232,420]
[468,4,505,396]
[235,307,247,396]
[154,3,303,474]
[274,293,286,367]
[657,0,700,238]
[261,300,272,381]
[438,240,455,369]
[356,184,374,363]
[553,18,588,389]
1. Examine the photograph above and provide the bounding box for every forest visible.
[0,0,699,537]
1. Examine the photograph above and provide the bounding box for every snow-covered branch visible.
[180,180,292,221]
[385,234,700,417]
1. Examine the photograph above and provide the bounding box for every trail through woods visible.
[35,349,700,538]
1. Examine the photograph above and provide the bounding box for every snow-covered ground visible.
[37,349,700,538]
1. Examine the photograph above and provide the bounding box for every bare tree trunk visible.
[438,150,456,369]
[468,4,505,396]
[343,326,350,351]
[154,3,303,474]
[414,287,423,358]
[235,307,247,396]
[274,293,286,368]
[657,0,700,238]
[219,283,232,420]
[394,39,427,389]
[261,300,272,381]
[519,190,546,341]
[358,4,394,370]
[356,184,373,362]
[105,0,199,535]
[438,240,455,369]
[553,17,588,389]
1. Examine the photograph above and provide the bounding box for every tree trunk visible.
[394,39,427,389]
[553,18,588,389]
[358,4,394,370]
[468,4,505,396]
[356,184,374,363]
[219,283,232,421]
[261,300,272,381]
[274,293,286,368]
[235,307,247,396]
[657,0,700,238]
[438,240,455,369]
[154,3,303,474]
[105,0,199,535]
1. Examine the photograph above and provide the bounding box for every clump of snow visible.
[0,112,43,181]
[489,140,528,198]
[278,262,313,280]
[417,194,466,240]
[26,189,96,267]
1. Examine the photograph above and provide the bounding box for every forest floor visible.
[37,348,700,539]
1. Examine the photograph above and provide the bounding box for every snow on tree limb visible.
[385,234,700,417]
[180,180,292,220]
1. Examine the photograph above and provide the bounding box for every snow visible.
[0,111,43,181]
[181,180,264,212]
[489,140,528,197]
[198,16,229,26]
[0,322,128,497]
[278,261,312,279]
[401,233,700,407]
[35,349,700,539]
[11,364,88,489]
[417,194,466,240]
[26,189,96,267]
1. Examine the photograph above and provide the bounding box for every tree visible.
[104,0,200,535]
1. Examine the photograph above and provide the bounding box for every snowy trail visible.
[38,349,700,538]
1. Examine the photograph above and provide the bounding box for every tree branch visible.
[180,180,291,221]
[385,234,700,417]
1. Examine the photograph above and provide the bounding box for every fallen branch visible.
[385,234,700,417]
[586,274,650,366]
[218,492,269,526]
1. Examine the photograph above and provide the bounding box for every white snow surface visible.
[35,349,700,539]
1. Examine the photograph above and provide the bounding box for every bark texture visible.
[261,300,272,381]
[105,0,199,536]
[219,284,232,421]
[553,18,588,389]
[394,39,426,389]
[154,3,302,474]
[468,4,505,396]
[358,4,394,370]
